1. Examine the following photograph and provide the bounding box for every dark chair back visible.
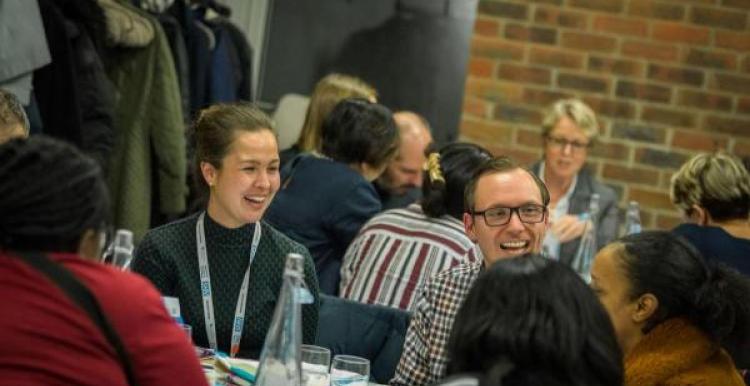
[315,294,411,384]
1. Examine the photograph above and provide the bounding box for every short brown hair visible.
[192,103,275,195]
[464,156,550,213]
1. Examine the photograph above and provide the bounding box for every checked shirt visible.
[390,260,484,386]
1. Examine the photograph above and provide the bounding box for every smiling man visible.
[390,156,549,386]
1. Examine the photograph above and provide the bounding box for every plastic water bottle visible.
[624,201,642,235]
[255,253,314,386]
[571,193,600,283]
[111,229,134,270]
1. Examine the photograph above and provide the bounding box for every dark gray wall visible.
[259,0,477,144]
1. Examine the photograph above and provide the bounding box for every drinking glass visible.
[330,355,369,386]
[301,344,331,386]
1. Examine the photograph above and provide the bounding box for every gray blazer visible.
[532,162,620,266]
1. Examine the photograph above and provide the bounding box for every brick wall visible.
[460,0,750,230]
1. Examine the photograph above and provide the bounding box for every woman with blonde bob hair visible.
[279,73,377,166]
[531,98,619,265]
[670,151,750,277]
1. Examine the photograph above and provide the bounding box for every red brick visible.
[570,0,624,13]
[468,57,494,78]
[582,97,637,119]
[464,78,523,103]
[703,115,750,136]
[497,63,551,85]
[494,104,543,124]
[656,214,682,230]
[460,118,514,144]
[562,31,617,52]
[533,7,588,29]
[642,107,697,128]
[588,56,644,77]
[522,88,573,107]
[734,140,750,157]
[652,22,710,45]
[677,90,733,112]
[622,41,679,62]
[616,81,671,104]
[628,0,685,21]
[722,0,750,10]
[738,97,750,115]
[517,128,544,148]
[484,145,541,165]
[505,23,557,45]
[557,73,609,94]
[671,129,729,152]
[635,148,689,169]
[715,30,750,51]
[470,37,525,61]
[713,73,750,95]
[593,15,648,37]
[474,18,500,37]
[629,187,674,210]
[529,47,584,69]
[690,6,747,30]
[603,164,659,185]
[611,122,667,144]
[685,49,737,70]
[462,97,491,118]
[478,1,528,20]
[589,141,630,161]
[647,64,704,87]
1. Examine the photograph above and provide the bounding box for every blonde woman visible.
[279,73,377,166]
[671,152,750,277]
[531,98,619,264]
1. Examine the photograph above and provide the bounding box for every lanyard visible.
[196,212,261,357]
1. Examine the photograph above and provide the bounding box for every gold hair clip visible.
[423,152,445,184]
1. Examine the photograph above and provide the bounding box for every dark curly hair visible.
[616,230,750,368]
[0,136,109,252]
[421,142,492,219]
[447,254,623,386]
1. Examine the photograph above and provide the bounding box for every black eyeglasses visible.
[472,204,547,226]
[546,135,590,151]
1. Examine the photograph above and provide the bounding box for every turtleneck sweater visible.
[132,212,320,359]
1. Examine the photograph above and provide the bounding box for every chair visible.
[272,93,310,150]
[315,294,411,384]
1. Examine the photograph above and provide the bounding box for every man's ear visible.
[632,293,658,324]
[463,212,477,242]
[201,161,217,188]
[687,205,711,226]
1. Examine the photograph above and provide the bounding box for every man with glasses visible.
[391,156,549,386]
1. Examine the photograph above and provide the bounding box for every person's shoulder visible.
[428,261,483,289]
[141,212,199,243]
[582,170,618,203]
[261,220,310,255]
[60,257,162,303]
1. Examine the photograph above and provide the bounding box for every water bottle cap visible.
[114,229,133,250]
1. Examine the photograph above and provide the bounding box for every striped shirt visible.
[340,204,480,311]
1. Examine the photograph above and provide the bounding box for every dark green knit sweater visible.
[132,212,320,359]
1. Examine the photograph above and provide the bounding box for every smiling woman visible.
[131,103,320,359]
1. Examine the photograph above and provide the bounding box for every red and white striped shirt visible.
[339,204,480,311]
